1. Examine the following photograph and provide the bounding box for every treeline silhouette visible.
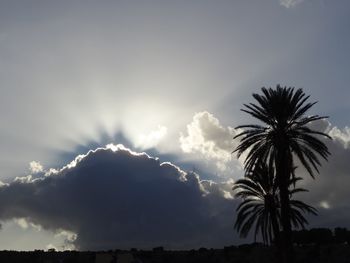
[1,234,350,263]
[293,227,350,245]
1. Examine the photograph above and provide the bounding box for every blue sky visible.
[0,0,350,250]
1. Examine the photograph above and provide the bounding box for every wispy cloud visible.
[279,0,305,8]
[136,125,168,149]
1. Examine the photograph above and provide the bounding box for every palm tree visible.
[234,86,331,262]
[233,163,279,245]
[233,163,317,246]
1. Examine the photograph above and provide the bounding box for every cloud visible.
[180,111,243,175]
[279,0,305,8]
[4,116,350,250]
[55,230,77,243]
[0,144,236,250]
[14,218,29,229]
[179,112,350,232]
[13,217,42,231]
[29,161,43,174]
[286,120,350,229]
[135,125,168,149]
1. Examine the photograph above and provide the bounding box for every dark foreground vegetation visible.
[2,228,350,263]
[1,244,350,263]
[233,86,331,263]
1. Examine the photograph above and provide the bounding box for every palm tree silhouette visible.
[234,86,330,262]
[233,163,279,245]
[233,163,317,246]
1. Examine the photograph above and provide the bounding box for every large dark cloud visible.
[298,120,350,228]
[2,116,348,251]
[0,145,236,250]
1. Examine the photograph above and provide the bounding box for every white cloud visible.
[328,126,350,148]
[0,181,8,187]
[180,111,243,174]
[55,230,77,242]
[14,175,35,184]
[14,218,29,229]
[14,217,42,231]
[29,161,43,174]
[279,0,305,8]
[55,229,78,246]
[136,125,168,149]
[319,201,330,209]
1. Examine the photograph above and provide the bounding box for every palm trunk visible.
[270,202,280,246]
[276,142,293,263]
[270,203,282,260]
[279,175,293,263]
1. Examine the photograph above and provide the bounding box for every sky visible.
[0,0,350,251]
